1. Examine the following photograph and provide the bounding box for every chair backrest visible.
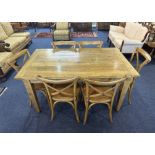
[0,22,14,36]
[124,22,148,41]
[37,76,78,101]
[52,41,77,49]
[56,22,69,30]
[7,49,30,72]
[130,48,151,73]
[78,41,103,48]
[83,78,126,104]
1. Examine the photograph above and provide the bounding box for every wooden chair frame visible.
[82,78,126,124]
[37,76,80,122]
[78,41,103,48]
[128,48,151,104]
[51,41,77,49]
[7,49,30,72]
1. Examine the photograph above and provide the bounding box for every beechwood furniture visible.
[15,48,139,113]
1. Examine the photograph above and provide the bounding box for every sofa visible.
[53,22,70,41]
[0,22,31,77]
[109,22,149,53]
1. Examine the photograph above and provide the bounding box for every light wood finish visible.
[15,48,139,112]
[37,76,80,122]
[7,49,30,72]
[82,78,126,124]
[128,48,151,104]
[52,41,77,49]
[78,41,103,48]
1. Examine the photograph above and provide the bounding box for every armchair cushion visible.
[54,30,69,35]
[11,32,30,38]
[0,25,8,40]
[109,31,127,42]
[5,37,26,50]
[110,25,124,33]
[0,22,14,36]
[124,22,148,41]
[56,22,69,30]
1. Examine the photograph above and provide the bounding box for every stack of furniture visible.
[71,23,92,32]
[53,22,70,41]
[0,22,31,78]
[97,22,119,31]
[11,22,28,32]
[108,22,149,53]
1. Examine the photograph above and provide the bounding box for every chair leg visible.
[74,103,80,123]
[108,107,113,123]
[83,104,89,125]
[50,103,55,121]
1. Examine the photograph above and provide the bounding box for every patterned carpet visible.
[35,32,53,38]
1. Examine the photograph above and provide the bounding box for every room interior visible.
[0,22,155,133]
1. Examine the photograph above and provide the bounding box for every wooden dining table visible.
[15,48,139,112]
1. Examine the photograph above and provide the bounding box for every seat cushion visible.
[109,31,127,42]
[54,30,69,35]
[10,32,30,38]
[5,37,26,50]
[56,22,69,30]
[0,22,14,36]
[0,25,8,40]
[0,52,13,67]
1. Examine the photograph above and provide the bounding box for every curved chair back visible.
[130,48,151,72]
[78,41,103,48]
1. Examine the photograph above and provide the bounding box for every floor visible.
[0,28,155,133]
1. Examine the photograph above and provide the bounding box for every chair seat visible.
[54,30,69,35]
[10,32,30,38]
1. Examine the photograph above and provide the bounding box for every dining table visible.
[15,48,139,112]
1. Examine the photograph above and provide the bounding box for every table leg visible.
[23,80,40,112]
[116,77,133,111]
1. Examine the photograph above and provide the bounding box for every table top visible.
[15,48,139,80]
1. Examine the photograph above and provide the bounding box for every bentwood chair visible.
[7,49,30,72]
[78,41,103,48]
[37,76,80,123]
[128,47,151,104]
[82,78,126,124]
[51,41,77,49]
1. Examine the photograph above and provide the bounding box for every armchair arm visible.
[110,25,124,33]
[0,41,11,52]
[121,40,143,53]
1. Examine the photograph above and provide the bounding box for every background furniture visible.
[53,22,70,41]
[0,22,31,54]
[0,22,31,77]
[37,76,80,122]
[97,22,119,31]
[71,22,92,32]
[15,48,139,112]
[109,22,149,53]
[11,22,28,32]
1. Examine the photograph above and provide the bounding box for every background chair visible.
[7,49,30,72]
[128,48,151,104]
[78,40,103,48]
[53,22,70,41]
[82,78,126,124]
[37,76,80,123]
[109,22,149,53]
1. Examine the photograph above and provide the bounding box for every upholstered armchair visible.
[108,22,149,53]
[53,22,70,41]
